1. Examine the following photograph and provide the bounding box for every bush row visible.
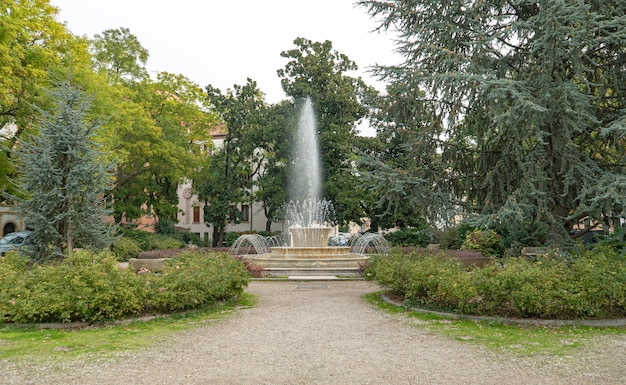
[364,247,626,319]
[0,250,249,324]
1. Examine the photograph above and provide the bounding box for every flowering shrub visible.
[147,251,249,312]
[0,250,248,324]
[0,251,146,323]
[365,247,626,319]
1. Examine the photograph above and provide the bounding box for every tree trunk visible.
[213,226,225,247]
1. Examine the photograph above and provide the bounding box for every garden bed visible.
[396,247,492,268]
[365,248,626,320]
[138,247,230,259]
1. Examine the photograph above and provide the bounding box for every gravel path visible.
[3,280,625,384]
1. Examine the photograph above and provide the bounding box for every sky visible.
[51,0,401,107]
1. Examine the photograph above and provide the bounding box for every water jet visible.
[229,98,388,277]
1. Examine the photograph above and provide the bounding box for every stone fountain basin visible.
[269,246,352,259]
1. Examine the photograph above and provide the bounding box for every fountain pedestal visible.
[243,226,367,277]
[289,227,333,247]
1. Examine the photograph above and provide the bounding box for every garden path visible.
[3,280,625,384]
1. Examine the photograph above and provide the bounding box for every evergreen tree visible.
[14,82,115,261]
[359,0,626,245]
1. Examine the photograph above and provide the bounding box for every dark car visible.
[0,231,33,256]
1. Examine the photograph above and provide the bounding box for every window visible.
[193,205,201,223]
[241,205,249,222]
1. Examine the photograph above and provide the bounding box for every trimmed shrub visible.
[461,229,504,257]
[0,251,147,323]
[0,250,249,324]
[384,227,433,247]
[150,235,184,250]
[147,251,249,313]
[224,232,241,247]
[117,227,185,250]
[176,231,205,247]
[365,247,626,319]
[111,237,142,262]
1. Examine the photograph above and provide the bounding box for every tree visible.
[91,27,149,83]
[358,79,450,230]
[133,72,219,222]
[13,83,114,261]
[195,79,267,245]
[278,37,376,225]
[0,0,84,199]
[253,100,292,231]
[358,0,626,245]
[88,28,217,225]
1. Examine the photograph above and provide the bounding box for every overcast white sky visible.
[51,0,401,105]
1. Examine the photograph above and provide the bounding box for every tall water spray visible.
[290,97,321,203]
[229,96,388,275]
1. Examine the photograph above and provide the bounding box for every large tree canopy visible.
[89,28,217,224]
[195,79,267,245]
[278,37,376,225]
[359,0,626,245]
[91,27,149,83]
[0,0,88,198]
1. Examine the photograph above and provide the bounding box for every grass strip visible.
[0,293,256,362]
[364,291,626,357]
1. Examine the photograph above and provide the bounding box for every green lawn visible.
[365,291,626,357]
[0,293,256,362]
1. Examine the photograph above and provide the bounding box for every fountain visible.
[229,97,389,277]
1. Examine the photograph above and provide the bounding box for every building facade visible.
[174,124,285,244]
[0,203,27,237]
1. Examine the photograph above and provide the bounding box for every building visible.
[174,124,285,244]
[0,203,26,237]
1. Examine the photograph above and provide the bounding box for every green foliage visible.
[196,79,266,245]
[91,27,149,83]
[357,80,447,230]
[117,227,184,250]
[148,252,249,313]
[595,226,626,255]
[116,227,153,250]
[358,0,626,246]
[155,217,176,235]
[0,250,249,324]
[176,231,205,247]
[88,28,218,224]
[365,248,626,319]
[278,37,376,225]
[461,229,504,257]
[433,224,475,250]
[384,227,433,247]
[253,101,292,231]
[365,292,626,358]
[224,232,242,247]
[0,250,145,323]
[13,82,115,261]
[111,237,141,262]
[150,236,184,251]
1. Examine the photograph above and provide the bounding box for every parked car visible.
[0,231,33,256]
[328,232,352,246]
